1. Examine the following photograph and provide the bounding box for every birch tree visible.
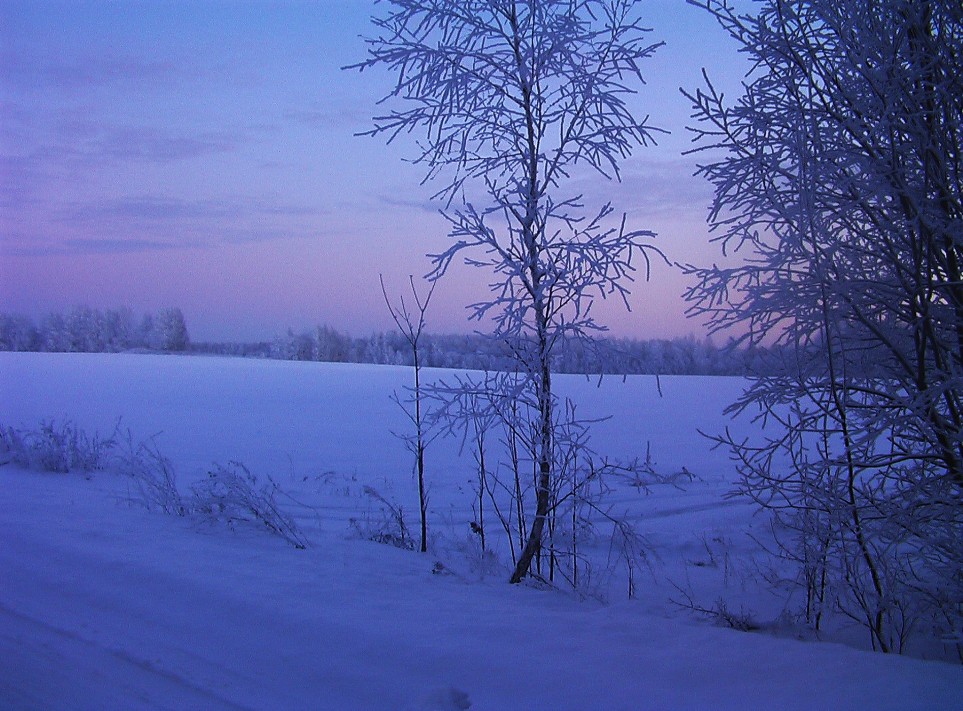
[350,0,663,583]
[683,0,962,655]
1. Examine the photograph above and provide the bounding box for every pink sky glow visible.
[0,0,747,342]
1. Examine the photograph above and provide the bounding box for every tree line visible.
[260,324,773,375]
[0,306,776,375]
[0,306,189,354]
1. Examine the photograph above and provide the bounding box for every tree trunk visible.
[415,351,428,553]
[510,312,553,584]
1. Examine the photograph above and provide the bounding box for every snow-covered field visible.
[0,352,960,710]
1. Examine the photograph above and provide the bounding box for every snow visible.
[1,352,960,710]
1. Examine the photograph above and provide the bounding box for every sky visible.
[0,0,749,343]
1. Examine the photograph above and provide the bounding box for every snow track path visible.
[2,467,960,710]
[0,604,251,711]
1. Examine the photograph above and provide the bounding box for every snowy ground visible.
[1,352,960,710]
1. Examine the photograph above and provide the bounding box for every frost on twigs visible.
[423,374,680,598]
[683,0,963,658]
[350,0,665,584]
[2,419,310,549]
[115,429,186,516]
[192,462,309,550]
[0,419,117,474]
[350,485,416,551]
[670,581,762,633]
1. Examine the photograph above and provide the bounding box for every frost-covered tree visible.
[351,0,663,583]
[40,312,70,352]
[100,308,136,352]
[0,306,188,353]
[683,0,962,655]
[315,325,350,363]
[154,307,190,352]
[0,314,39,351]
[272,329,295,360]
[65,306,102,352]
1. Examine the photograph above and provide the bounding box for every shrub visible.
[350,485,415,550]
[0,420,115,473]
[115,431,186,516]
[192,461,308,549]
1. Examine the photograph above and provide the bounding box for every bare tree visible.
[381,274,437,553]
[683,0,962,656]
[351,0,663,583]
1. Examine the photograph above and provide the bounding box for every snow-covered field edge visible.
[1,352,960,710]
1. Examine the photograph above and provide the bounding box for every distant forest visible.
[0,306,769,376]
[0,307,190,354]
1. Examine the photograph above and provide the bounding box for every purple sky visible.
[1,0,747,342]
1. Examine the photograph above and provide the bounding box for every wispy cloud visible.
[64,237,192,255]
[368,158,712,220]
[0,154,42,206]
[0,227,194,257]
[566,157,713,218]
[58,196,240,223]
[1,90,247,174]
[1,52,181,92]
[65,195,322,222]
[284,107,369,130]
[34,122,243,167]
[99,126,240,163]
[376,193,438,214]
[1,226,320,258]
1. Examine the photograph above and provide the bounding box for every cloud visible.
[284,107,369,130]
[64,237,190,254]
[376,193,439,214]
[61,195,323,223]
[0,193,327,256]
[0,154,42,205]
[258,204,324,218]
[58,196,240,223]
[100,126,240,163]
[364,158,713,224]
[0,52,180,92]
[1,94,246,171]
[0,183,330,260]
[35,123,243,167]
[1,226,319,258]
[2,122,242,173]
[0,228,193,257]
[566,157,714,218]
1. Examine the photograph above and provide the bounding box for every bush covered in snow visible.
[0,420,117,473]
[1,420,308,549]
